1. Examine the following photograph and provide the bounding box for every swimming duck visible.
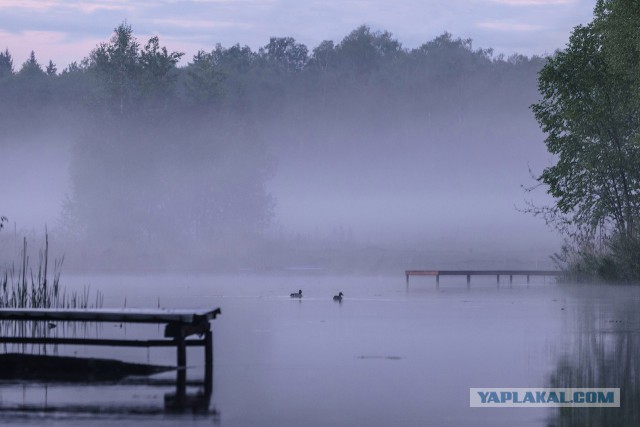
[290,289,303,298]
[333,292,343,302]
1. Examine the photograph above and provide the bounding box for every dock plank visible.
[0,308,221,324]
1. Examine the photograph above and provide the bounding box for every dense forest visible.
[0,24,550,272]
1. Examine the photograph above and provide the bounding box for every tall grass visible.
[0,233,104,355]
[0,233,103,309]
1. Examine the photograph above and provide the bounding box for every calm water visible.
[0,274,638,426]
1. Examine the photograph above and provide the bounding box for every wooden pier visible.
[405,270,563,289]
[0,307,221,398]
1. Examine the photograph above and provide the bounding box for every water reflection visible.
[548,287,640,426]
[0,306,220,421]
[165,385,213,414]
[0,378,218,419]
[0,355,218,419]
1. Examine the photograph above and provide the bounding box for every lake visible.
[0,274,637,426]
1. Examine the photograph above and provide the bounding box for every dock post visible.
[527,275,530,285]
[405,273,409,289]
[509,275,513,285]
[436,274,439,289]
[204,330,213,395]
[176,332,187,394]
[466,274,470,289]
[497,274,500,288]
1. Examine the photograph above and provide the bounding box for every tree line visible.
[0,23,545,271]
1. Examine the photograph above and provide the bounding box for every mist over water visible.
[0,28,560,273]
[268,105,554,248]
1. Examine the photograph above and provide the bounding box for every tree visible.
[18,51,45,77]
[45,60,57,76]
[14,51,49,106]
[189,44,258,111]
[531,0,640,279]
[90,22,141,115]
[0,49,15,114]
[262,37,308,72]
[309,40,335,72]
[532,1,640,239]
[90,23,183,115]
[0,49,13,79]
[64,23,274,269]
[412,32,493,78]
[335,26,402,76]
[182,50,224,106]
[139,36,183,110]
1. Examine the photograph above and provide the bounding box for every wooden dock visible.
[405,270,563,288]
[0,307,221,397]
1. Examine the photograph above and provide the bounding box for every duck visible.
[333,292,344,302]
[290,289,303,298]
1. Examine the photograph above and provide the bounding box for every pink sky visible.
[0,0,595,71]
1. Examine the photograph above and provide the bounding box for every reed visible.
[0,233,102,309]
[0,233,104,356]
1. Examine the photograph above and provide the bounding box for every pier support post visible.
[466,275,470,289]
[176,333,187,398]
[204,330,213,395]
[436,275,439,289]
[497,275,500,288]
[527,275,530,285]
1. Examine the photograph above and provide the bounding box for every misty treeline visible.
[0,23,545,271]
[532,0,640,282]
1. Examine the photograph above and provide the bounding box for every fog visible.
[269,110,555,249]
[0,27,560,273]
[1,136,69,226]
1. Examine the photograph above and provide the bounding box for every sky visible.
[0,0,596,70]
